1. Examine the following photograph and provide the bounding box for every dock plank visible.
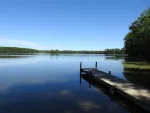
[81,68,150,112]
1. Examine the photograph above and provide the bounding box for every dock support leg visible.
[88,72,91,80]
[109,71,111,75]
[95,61,97,70]
[88,72,91,88]
[80,75,82,85]
[89,82,91,88]
[109,86,115,95]
[80,62,82,75]
[80,62,82,85]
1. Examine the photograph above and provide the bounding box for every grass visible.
[123,62,150,70]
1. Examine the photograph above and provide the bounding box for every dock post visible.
[109,71,111,75]
[95,61,97,70]
[80,62,82,75]
[88,71,92,81]
[88,72,91,88]
[79,62,82,85]
[80,75,82,85]
[109,86,115,95]
[89,82,91,88]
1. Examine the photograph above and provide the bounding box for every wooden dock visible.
[80,62,150,112]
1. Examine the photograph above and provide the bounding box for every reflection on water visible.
[123,56,150,88]
[123,68,150,89]
[80,74,147,113]
[0,55,48,67]
[124,57,150,63]
[104,55,124,61]
[0,54,149,113]
[0,55,27,58]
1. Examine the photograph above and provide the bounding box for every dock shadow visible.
[80,73,149,113]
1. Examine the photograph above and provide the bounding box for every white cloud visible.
[0,38,47,50]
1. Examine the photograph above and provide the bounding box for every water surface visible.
[0,54,149,113]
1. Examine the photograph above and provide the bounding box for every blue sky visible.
[0,0,149,50]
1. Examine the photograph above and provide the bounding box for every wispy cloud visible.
[0,38,47,50]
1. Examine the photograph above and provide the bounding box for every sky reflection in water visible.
[0,54,146,113]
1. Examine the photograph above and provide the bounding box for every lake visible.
[0,54,149,113]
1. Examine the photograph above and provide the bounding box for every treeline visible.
[40,48,124,54]
[124,7,150,58]
[0,47,39,54]
[40,50,104,54]
[0,47,124,54]
[104,48,124,54]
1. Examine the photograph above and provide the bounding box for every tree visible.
[124,7,150,57]
[0,47,39,53]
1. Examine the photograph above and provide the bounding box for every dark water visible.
[0,54,149,113]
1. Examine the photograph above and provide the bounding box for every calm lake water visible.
[0,54,149,113]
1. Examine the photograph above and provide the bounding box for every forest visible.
[40,48,123,54]
[124,7,150,58]
[0,47,123,54]
[0,47,39,54]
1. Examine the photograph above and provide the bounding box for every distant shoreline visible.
[0,46,124,55]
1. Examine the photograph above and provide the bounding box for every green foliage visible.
[40,48,124,54]
[0,47,39,54]
[124,7,150,57]
[104,48,124,54]
[123,62,150,70]
[0,47,124,54]
[40,50,105,54]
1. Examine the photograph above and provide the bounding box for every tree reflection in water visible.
[123,68,150,89]
[123,57,150,89]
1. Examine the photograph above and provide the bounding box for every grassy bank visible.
[123,62,150,70]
